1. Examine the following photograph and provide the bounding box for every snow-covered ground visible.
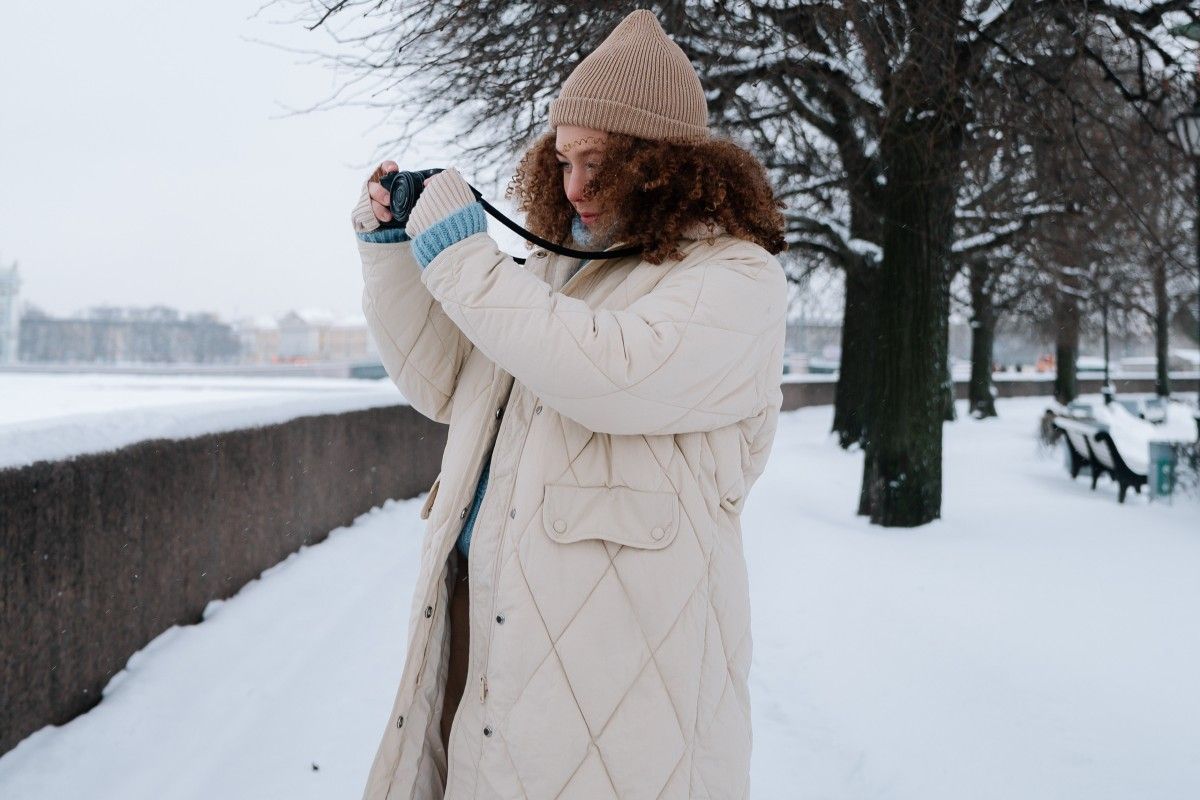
[0,373,404,470]
[1,396,1197,799]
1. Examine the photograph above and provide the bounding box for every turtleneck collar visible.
[570,213,614,251]
[567,213,728,253]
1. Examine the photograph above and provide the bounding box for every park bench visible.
[1114,395,1168,424]
[1051,411,1147,503]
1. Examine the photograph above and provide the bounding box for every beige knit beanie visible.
[548,9,709,142]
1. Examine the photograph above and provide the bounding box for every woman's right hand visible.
[351,160,400,233]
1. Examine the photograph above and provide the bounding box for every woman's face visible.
[554,125,609,227]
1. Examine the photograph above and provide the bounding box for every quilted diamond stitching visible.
[556,431,740,799]
[502,494,717,799]
[499,637,591,798]
[687,565,715,800]
[496,730,532,799]
[553,565,652,734]
[472,399,750,800]
[691,592,753,799]
[594,654,687,797]
[496,626,555,726]
[691,667,752,800]
[502,536,624,796]
[637,437,719,562]
[550,743,618,800]
[362,294,454,409]
[654,742,691,800]
[591,537,710,796]
[440,262,772,422]
[611,509,706,650]
[511,513,610,644]
[609,566,705,732]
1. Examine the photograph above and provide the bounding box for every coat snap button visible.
[459,506,468,519]
[509,507,517,519]
[396,715,404,729]
[495,407,503,419]
[483,725,493,736]
[424,605,433,618]
[553,519,567,534]
[534,405,543,415]
[495,613,505,624]
[650,526,665,540]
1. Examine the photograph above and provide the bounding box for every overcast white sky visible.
[0,0,520,322]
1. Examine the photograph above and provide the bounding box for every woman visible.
[349,9,788,799]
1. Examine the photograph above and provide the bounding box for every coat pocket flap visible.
[419,473,442,520]
[542,484,679,549]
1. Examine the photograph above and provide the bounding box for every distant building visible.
[276,309,375,363]
[16,297,378,367]
[0,262,19,363]
[19,305,240,364]
[278,309,332,361]
[234,316,281,364]
[326,314,376,362]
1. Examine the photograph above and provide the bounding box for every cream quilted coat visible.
[358,220,788,800]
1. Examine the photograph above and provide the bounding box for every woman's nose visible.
[565,172,587,204]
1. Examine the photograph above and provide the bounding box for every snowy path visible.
[2,397,1197,799]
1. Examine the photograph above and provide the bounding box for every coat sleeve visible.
[419,232,788,436]
[359,237,475,424]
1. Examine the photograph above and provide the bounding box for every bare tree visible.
[264,0,1197,526]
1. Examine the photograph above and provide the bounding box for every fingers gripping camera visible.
[351,179,382,234]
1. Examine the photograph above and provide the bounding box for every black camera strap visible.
[380,168,643,264]
[473,195,643,264]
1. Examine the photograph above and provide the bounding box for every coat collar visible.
[549,218,730,296]
[566,215,726,251]
[679,219,726,240]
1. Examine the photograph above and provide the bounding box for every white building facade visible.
[0,263,19,364]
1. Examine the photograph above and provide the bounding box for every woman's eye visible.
[557,161,570,170]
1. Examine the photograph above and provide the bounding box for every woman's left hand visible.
[406,167,478,239]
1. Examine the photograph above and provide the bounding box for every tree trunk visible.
[1152,256,1170,398]
[1180,304,1199,347]
[942,321,957,422]
[832,260,878,448]
[858,125,958,527]
[1053,287,1080,405]
[967,258,997,417]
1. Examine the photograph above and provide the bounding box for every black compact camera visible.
[377,168,445,229]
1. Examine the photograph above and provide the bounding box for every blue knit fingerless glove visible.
[411,202,487,268]
[356,228,411,244]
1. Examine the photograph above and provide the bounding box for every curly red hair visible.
[505,132,787,264]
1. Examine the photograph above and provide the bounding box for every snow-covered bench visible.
[1051,414,1147,503]
[1051,397,1199,503]
[1115,395,1167,424]
[1053,416,1100,480]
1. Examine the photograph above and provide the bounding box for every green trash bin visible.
[1148,440,1178,501]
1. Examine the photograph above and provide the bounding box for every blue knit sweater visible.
[357,207,596,558]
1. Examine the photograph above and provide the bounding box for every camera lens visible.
[379,167,449,228]
[377,171,417,227]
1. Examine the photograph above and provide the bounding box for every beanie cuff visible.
[549,95,709,143]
